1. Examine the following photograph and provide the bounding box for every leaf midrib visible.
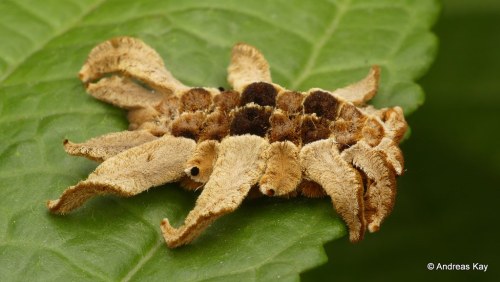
[290,0,350,89]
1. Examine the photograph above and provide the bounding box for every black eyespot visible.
[218,86,225,92]
[190,167,200,176]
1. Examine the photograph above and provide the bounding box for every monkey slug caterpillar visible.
[47,37,407,248]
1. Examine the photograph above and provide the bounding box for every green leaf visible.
[0,0,438,281]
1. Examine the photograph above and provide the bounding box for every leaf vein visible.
[290,0,351,89]
[7,0,58,29]
[0,21,37,46]
[0,0,109,84]
[195,216,332,282]
[0,241,110,281]
[167,5,315,45]
[119,239,163,282]
[110,198,160,234]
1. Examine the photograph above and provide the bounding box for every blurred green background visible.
[303,0,500,281]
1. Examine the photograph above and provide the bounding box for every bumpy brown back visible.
[132,82,397,152]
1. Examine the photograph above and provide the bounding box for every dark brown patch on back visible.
[301,115,331,144]
[213,90,240,112]
[171,112,205,140]
[276,91,304,113]
[303,90,339,120]
[240,82,277,107]
[199,110,231,141]
[230,106,271,137]
[180,88,212,112]
[268,111,301,144]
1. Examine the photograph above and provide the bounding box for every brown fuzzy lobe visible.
[127,107,159,130]
[171,112,206,140]
[268,111,301,145]
[298,179,326,198]
[300,139,366,242]
[144,119,172,136]
[331,66,380,106]
[48,136,196,214]
[303,90,339,120]
[381,107,407,144]
[362,117,384,147]
[332,103,367,146]
[161,135,269,247]
[79,37,187,95]
[156,95,180,119]
[199,110,231,142]
[181,88,212,112]
[230,106,272,137]
[341,140,396,233]
[276,91,304,113]
[376,138,404,175]
[356,167,370,196]
[213,90,240,112]
[240,82,277,107]
[360,172,383,228]
[338,102,365,121]
[259,141,301,197]
[63,130,158,162]
[363,191,378,230]
[86,76,164,110]
[332,120,355,148]
[127,107,172,136]
[301,115,331,144]
[228,43,271,92]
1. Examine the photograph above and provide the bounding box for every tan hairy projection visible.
[47,37,408,248]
